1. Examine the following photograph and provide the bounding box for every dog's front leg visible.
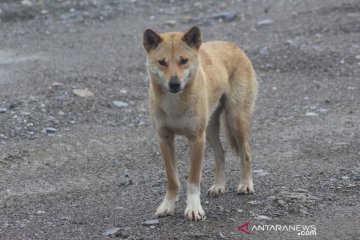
[185,132,206,221]
[155,132,180,217]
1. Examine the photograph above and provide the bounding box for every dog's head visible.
[143,26,202,94]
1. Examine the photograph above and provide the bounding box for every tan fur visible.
[143,26,258,221]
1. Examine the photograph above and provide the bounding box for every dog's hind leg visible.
[224,69,257,194]
[225,107,254,194]
[207,105,226,197]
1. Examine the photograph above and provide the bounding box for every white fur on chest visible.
[155,94,198,134]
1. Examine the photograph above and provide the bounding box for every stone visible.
[256,19,273,27]
[277,199,287,208]
[209,12,238,22]
[143,219,159,226]
[164,19,176,27]
[44,127,57,133]
[103,227,121,236]
[21,0,33,7]
[256,215,272,220]
[51,82,63,88]
[253,169,269,176]
[295,188,308,193]
[352,175,360,181]
[73,89,94,97]
[305,112,318,117]
[113,101,128,108]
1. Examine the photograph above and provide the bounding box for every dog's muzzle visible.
[169,76,182,93]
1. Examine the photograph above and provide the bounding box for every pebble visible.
[21,0,33,7]
[295,188,308,193]
[209,12,238,22]
[352,176,360,181]
[51,82,63,88]
[256,215,272,220]
[248,200,262,205]
[319,108,329,113]
[308,195,322,201]
[0,107,8,113]
[142,219,159,226]
[305,112,318,117]
[73,89,94,97]
[113,101,128,108]
[164,19,176,27]
[256,19,273,27]
[103,227,122,236]
[277,199,287,208]
[253,169,269,176]
[44,127,57,133]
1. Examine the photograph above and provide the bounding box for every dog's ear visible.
[182,26,202,49]
[143,29,162,52]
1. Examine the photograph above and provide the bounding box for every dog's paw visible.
[154,198,176,217]
[184,205,205,221]
[237,182,254,195]
[208,184,226,197]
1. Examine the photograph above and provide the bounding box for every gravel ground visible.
[0,0,359,239]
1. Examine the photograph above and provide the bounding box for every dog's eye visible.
[180,58,188,65]
[158,60,167,66]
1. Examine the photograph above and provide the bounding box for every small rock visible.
[256,215,272,220]
[300,209,310,215]
[295,188,308,193]
[21,0,33,7]
[103,227,121,236]
[352,176,360,181]
[164,19,176,27]
[113,101,128,108]
[305,112,318,117]
[248,200,262,205]
[142,219,159,226]
[73,89,94,97]
[209,12,238,22]
[308,195,322,201]
[253,169,269,176]
[284,39,296,46]
[121,227,131,238]
[44,127,57,134]
[319,108,329,113]
[256,19,273,27]
[36,210,46,215]
[51,82,63,88]
[0,107,7,113]
[277,199,287,208]
[267,195,277,201]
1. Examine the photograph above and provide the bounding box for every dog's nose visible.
[169,76,181,93]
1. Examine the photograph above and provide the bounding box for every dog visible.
[143,26,257,221]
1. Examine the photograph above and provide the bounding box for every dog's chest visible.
[155,96,198,134]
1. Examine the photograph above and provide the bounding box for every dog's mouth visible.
[169,88,183,94]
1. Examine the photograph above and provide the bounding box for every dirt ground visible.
[0,0,359,239]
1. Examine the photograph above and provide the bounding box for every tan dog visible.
[143,26,257,221]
